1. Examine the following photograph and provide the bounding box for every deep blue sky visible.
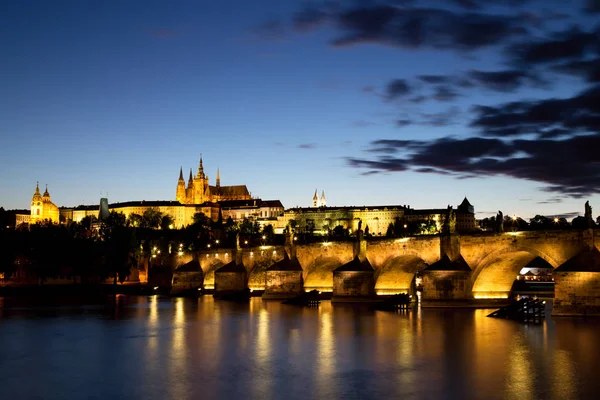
[2,0,599,220]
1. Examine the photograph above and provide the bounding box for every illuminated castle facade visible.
[176,155,251,204]
[30,183,59,224]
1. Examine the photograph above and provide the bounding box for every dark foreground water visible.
[1,296,599,400]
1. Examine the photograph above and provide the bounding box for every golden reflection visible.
[551,350,576,399]
[168,298,189,400]
[252,303,272,399]
[316,303,336,397]
[505,334,534,400]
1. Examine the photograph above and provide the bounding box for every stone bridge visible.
[186,229,599,299]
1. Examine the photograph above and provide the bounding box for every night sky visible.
[1,0,599,220]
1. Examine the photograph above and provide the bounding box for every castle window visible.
[36,209,40,215]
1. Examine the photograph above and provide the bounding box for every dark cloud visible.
[396,119,412,127]
[421,107,462,127]
[418,75,450,84]
[552,58,600,83]
[451,0,530,9]
[297,143,318,149]
[537,198,563,204]
[508,27,597,66]
[585,0,600,13]
[385,79,412,99]
[468,69,546,92]
[331,6,528,51]
[349,132,600,197]
[432,85,459,101]
[471,85,600,138]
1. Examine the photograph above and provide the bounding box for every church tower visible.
[312,189,319,207]
[193,154,210,204]
[176,167,186,203]
[216,168,220,188]
[320,190,326,207]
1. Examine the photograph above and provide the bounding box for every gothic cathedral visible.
[176,155,252,204]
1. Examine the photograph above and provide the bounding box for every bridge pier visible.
[263,234,304,299]
[332,228,376,302]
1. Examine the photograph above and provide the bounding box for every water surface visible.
[0,296,599,400]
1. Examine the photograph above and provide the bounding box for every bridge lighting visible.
[207,244,211,248]
[215,239,220,244]
[554,217,559,223]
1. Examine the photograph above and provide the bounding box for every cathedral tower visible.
[193,154,210,204]
[313,190,319,207]
[320,190,326,207]
[176,167,186,203]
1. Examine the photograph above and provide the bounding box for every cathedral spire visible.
[216,168,220,187]
[197,154,205,178]
[188,168,194,189]
[178,167,184,182]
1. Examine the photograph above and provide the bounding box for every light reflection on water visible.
[0,296,599,400]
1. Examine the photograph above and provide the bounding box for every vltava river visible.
[0,295,599,400]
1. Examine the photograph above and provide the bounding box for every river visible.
[0,295,599,400]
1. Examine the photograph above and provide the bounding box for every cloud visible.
[349,130,600,197]
[470,85,600,138]
[585,0,600,13]
[537,197,563,204]
[432,85,459,101]
[507,27,598,66]
[385,79,412,100]
[450,0,531,9]
[297,143,318,149]
[330,5,528,51]
[468,69,547,92]
[552,58,600,83]
[396,119,412,127]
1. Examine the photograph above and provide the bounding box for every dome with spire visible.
[42,184,51,201]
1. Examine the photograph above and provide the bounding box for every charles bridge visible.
[167,229,600,308]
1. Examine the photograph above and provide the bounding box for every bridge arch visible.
[374,255,428,295]
[304,256,343,292]
[202,259,226,290]
[470,246,559,299]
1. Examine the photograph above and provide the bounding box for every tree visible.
[141,208,162,229]
[160,214,174,230]
[128,213,142,227]
[80,215,97,230]
[332,225,347,238]
[192,212,211,229]
[386,223,395,237]
[262,224,274,238]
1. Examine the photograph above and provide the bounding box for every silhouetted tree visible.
[141,208,162,229]
[160,215,174,230]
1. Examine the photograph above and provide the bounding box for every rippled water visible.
[1,295,599,400]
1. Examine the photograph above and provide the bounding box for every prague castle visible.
[176,155,251,204]
[13,155,476,234]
